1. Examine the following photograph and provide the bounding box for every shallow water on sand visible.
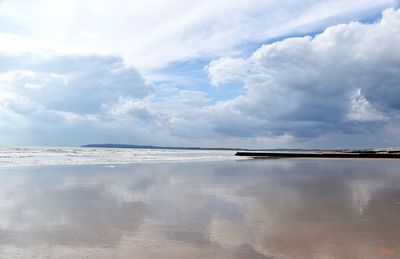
[0,159,399,258]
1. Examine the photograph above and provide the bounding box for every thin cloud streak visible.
[0,0,396,71]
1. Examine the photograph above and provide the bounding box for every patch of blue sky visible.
[150,57,245,103]
[0,16,25,34]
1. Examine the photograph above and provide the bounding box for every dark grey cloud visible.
[0,54,153,113]
[0,52,158,145]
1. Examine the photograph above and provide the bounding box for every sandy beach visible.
[0,158,399,258]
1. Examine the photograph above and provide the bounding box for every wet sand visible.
[0,159,399,258]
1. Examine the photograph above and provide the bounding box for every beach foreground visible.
[0,159,399,258]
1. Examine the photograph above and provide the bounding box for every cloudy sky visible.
[1,0,400,148]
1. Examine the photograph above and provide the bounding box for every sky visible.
[0,0,400,148]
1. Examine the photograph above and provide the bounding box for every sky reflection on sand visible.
[0,159,399,258]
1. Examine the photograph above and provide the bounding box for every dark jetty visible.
[235,151,400,159]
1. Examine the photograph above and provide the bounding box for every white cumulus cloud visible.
[203,8,400,145]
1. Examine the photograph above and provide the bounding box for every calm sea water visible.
[0,158,399,258]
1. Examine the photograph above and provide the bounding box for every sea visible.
[0,147,243,168]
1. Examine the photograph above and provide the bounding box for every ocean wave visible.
[0,147,243,167]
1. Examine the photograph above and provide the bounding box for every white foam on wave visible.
[0,147,244,168]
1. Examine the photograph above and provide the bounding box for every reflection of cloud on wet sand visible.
[0,166,149,248]
[349,180,385,214]
[0,160,400,258]
[207,160,400,259]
